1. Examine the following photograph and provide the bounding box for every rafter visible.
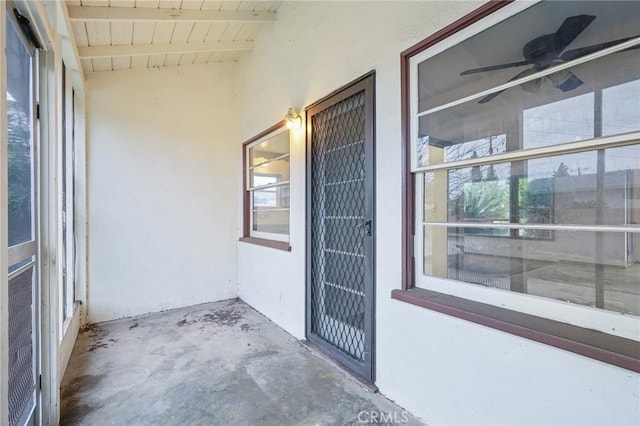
[77,41,254,58]
[68,6,276,23]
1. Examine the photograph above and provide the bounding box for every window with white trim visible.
[243,124,290,246]
[405,1,639,347]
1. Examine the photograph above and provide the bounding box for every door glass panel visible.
[7,15,34,247]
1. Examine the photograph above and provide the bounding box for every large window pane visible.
[251,183,290,235]
[422,226,639,316]
[7,19,34,247]
[422,145,640,228]
[249,158,290,188]
[417,1,640,113]
[252,209,289,235]
[603,80,640,136]
[417,56,639,168]
[249,130,289,166]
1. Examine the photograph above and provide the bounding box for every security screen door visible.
[306,74,375,381]
[6,9,39,426]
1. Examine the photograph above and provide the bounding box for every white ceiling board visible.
[219,22,242,41]
[131,22,154,69]
[81,0,109,5]
[109,0,136,6]
[164,53,182,66]
[187,22,211,42]
[237,1,258,12]
[147,53,167,67]
[85,21,111,46]
[132,21,155,43]
[81,58,94,72]
[193,52,210,64]
[170,21,193,43]
[152,21,176,44]
[208,51,223,62]
[201,1,223,11]
[179,52,197,65]
[223,49,241,61]
[233,22,256,41]
[203,22,227,42]
[69,6,276,23]
[219,1,240,11]
[159,0,183,8]
[180,1,204,10]
[136,0,160,8]
[79,40,252,57]
[267,1,279,13]
[131,55,149,68]
[92,57,112,71]
[112,56,131,69]
[110,21,134,45]
[66,0,280,73]
[72,22,90,46]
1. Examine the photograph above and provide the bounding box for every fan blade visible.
[460,60,531,76]
[555,15,596,53]
[561,36,640,61]
[478,69,534,104]
[478,90,507,104]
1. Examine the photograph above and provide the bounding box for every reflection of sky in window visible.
[253,175,278,207]
[523,80,639,150]
[522,79,640,177]
[523,93,595,149]
[254,192,276,207]
[253,175,277,187]
[603,80,640,136]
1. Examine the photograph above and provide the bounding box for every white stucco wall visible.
[87,63,238,323]
[237,2,640,424]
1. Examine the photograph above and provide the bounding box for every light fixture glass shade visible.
[285,108,302,129]
[549,70,583,92]
[519,68,541,93]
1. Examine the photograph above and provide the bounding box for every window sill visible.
[391,288,640,373]
[239,237,291,252]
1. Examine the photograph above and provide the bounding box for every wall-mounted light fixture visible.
[284,108,302,129]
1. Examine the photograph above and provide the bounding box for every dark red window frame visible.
[239,120,292,252]
[393,0,639,373]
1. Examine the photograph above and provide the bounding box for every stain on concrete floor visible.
[60,299,423,426]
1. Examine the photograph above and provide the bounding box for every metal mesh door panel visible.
[310,91,368,363]
[8,267,36,426]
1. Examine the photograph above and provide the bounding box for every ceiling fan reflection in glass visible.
[460,14,640,103]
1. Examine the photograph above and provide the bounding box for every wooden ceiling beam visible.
[78,41,254,58]
[68,6,276,23]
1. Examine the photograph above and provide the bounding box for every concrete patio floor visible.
[60,299,422,425]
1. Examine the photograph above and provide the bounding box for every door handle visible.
[358,219,372,237]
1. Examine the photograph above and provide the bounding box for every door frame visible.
[305,72,376,382]
[4,3,41,423]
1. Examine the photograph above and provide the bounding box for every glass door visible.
[6,9,39,426]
